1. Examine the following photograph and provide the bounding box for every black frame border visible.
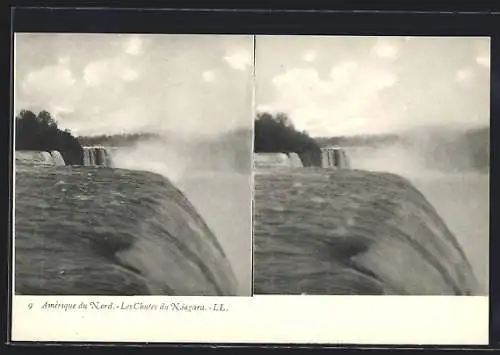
[4,3,499,352]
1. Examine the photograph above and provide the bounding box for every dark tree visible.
[254,112,322,167]
[15,110,83,165]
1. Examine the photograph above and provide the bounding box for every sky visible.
[15,35,491,139]
[256,36,491,137]
[15,33,254,137]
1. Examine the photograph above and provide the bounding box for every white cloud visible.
[261,63,399,136]
[302,50,317,63]
[371,40,400,60]
[83,59,140,86]
[329,61,358,85]
[19,65,80,119]
[202,70,216,83]
[124,36,143,56]
[121,68,139,82]
[224,49,252,71]
[476,55,490,69]
[22,65,75,93]
[256,104,277,113]
[52,105,75,115]
[456,68,474,82]
[373,71,398,89]
[57,56,70,65]
[83,61,108,86]
[15,33,255,137]
[257,36,490,136]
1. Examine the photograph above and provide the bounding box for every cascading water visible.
[254,152,305,169]
[40,152,54,165]
[15,151,56,166]
[321,147,350,169]
[254,153,291,168]
[50,151,66,166]
[288,153,304,168]
[82,146,114,167]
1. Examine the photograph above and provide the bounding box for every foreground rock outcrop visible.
[253,168,479,295]
[15,164,238,296]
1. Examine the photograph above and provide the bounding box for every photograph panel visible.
[253,35,490,296]
[8,5,493,343]
[13,33,254,296]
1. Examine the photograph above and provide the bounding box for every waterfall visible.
[342,150,351,168]
[50,151,66,166]
[40,151,55,165]
[288,153,304,168]
[321,147,350,169]
[83,148,90,166]
[254,153,291,168]
[254,152,305,169]
[15,151,56,166]
[82,146,114,167]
